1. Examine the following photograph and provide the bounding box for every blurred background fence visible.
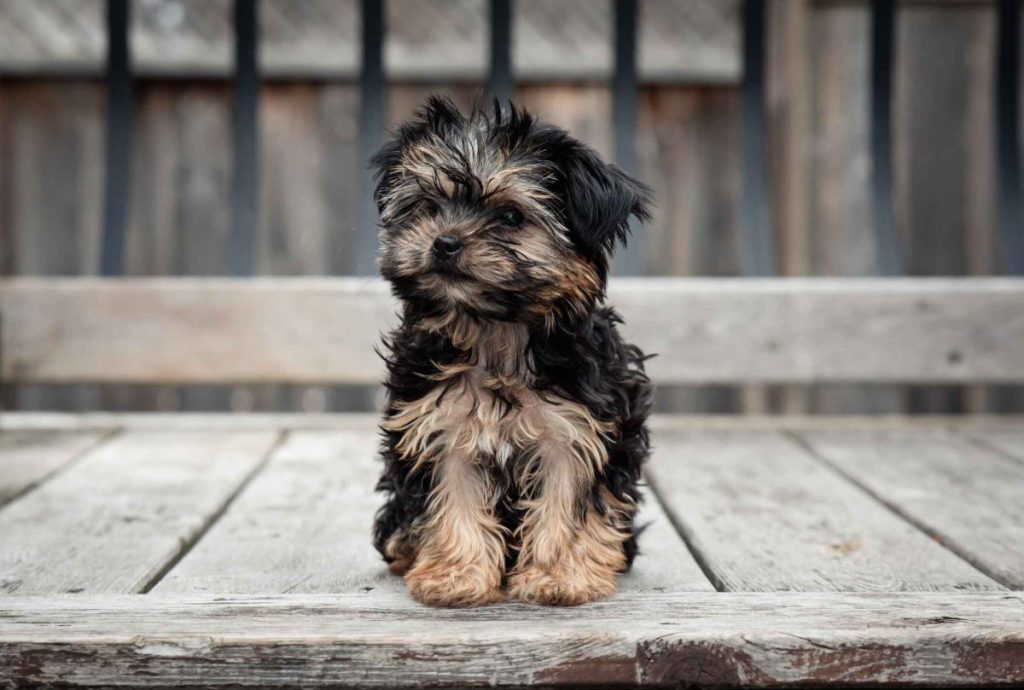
[0,0,1022,415]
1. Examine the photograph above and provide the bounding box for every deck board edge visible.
[1,592,1021,688]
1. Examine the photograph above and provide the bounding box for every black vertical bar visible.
[229,0,260,276]
[355,0,386,276]
[612,0,643,275]
[740,0,774,276]
[869,0,904,275]
[488,0,513,103]
[997,0,1024,274]
[100,0,131,276]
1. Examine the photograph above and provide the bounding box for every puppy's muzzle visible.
[432,234,463,259]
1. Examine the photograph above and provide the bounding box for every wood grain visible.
[1,592,1021,688]
[797,428,1024,589]
[0,81,104,412]
[4,412,1024,433]
[3,278,1024,385]
[647,430,1003,592]
[0,430,279,594]
[154,430,400,594]
[805,2,903,415]
[155,428,711,594]
[622,486,715,593]
[972,430,1024,465]
[0,430,107,506]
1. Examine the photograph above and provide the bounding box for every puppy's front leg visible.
[405,451,506,607]
[508,440,631,606]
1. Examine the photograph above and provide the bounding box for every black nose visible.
[432,235,463,258]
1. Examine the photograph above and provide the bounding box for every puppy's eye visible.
[496,207,524,229]
[420,199,441,217]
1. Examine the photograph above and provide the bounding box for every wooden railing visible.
[2,1,1022,413]
[85,1,1024,281]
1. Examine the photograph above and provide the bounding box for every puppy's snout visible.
[432,235,463,260]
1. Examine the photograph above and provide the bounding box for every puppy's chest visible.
[387,328,610,465]
[433,360,542,460]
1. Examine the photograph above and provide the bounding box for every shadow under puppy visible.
[372,96,653,607]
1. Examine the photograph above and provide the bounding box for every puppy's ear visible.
[557,142,651,258]
[420,94,464,133]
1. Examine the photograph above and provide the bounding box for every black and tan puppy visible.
[371,96,652,607]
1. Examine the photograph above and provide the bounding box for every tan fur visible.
[377,135,600,327]
[384,319,624,606]
[508,485,633,606]
[403,449,507,607]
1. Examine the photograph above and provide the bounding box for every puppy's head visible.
[372,95,649,329]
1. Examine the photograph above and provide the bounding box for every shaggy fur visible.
[371,96,653,607]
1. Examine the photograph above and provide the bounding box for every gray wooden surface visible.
[647,430,1002,592]
[1,414,1023,687]
[973,430,1024,464]
[0,430,106,506]
[4,278,1024,385]
[155,429,713,595]
[154,429,402,594]
[0,430,279,594]
[2,592,1022,688]
[799,428,1024,589]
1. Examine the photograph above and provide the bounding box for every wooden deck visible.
[1,413,1022,688]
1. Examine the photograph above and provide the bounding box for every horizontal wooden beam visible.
[4,411,1024,433]
[2,278,1023,385]
[1,592,1021,687]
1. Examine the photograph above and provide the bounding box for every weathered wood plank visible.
[0,81,105,412]
[0,278,395,386]
[647,430,1002,592]
[0,411,380,432]
[3,278,1024,385]
[0,430,279,594]
[0,430,107,506]
[3,412,1024,433]
[622,487,715,593]
[972,430,1024,464]
[797,428,1024,589]
[1,592,1021,688]
[154,430,398,594]
[155,428,711,594]
[806,2,903,415]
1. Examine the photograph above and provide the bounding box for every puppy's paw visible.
[507,565,617,606]
[405,560,505,607]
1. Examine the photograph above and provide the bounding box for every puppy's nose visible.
[432,235,463,259]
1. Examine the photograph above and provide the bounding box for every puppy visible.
[371,96,652,607]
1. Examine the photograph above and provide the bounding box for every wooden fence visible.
[0,0,1021,414]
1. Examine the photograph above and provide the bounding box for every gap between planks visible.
[967,430,1024,469]
[647,429,1005,592]
[0,427,119,509]
[153,429,713,595]
[790,428,1024,590]
[138,430,290,593]
[0,429,284,595]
